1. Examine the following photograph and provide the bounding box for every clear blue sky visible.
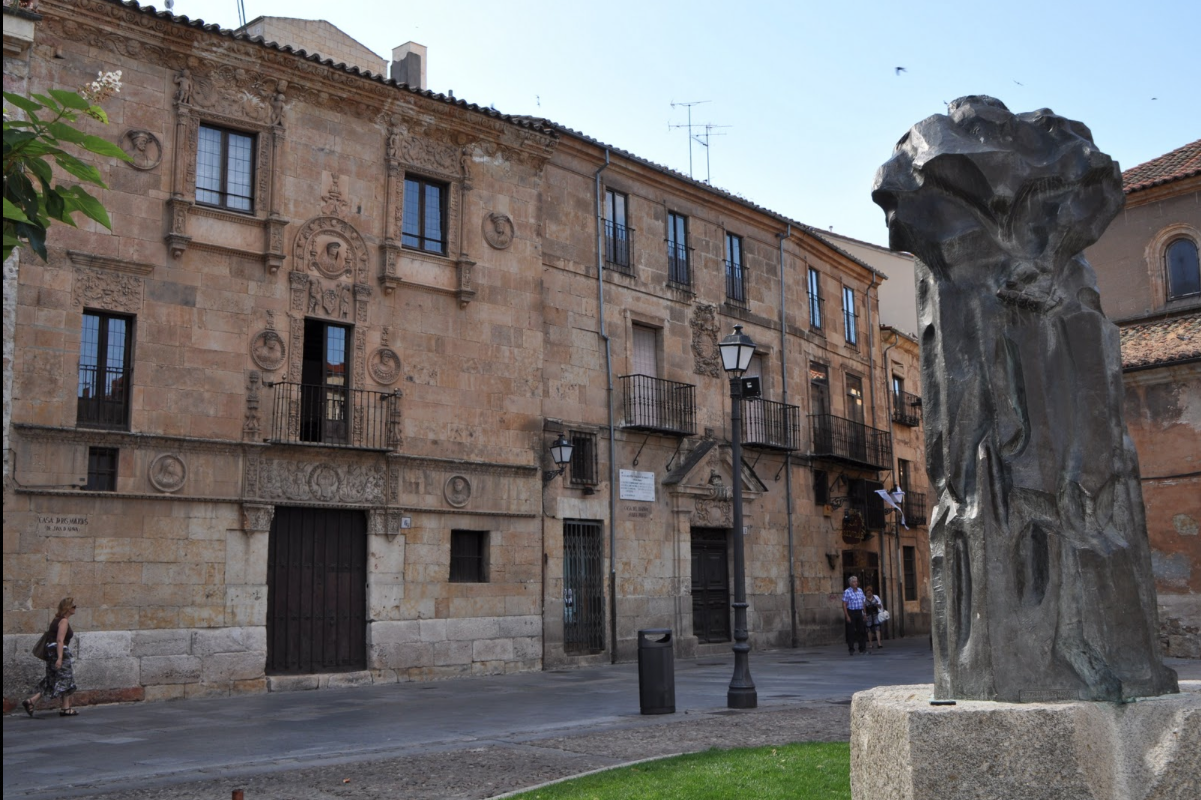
[180,0,1199,247]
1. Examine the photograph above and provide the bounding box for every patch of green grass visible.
[508,741,850,800]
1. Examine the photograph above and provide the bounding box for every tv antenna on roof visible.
[692,122,731,185]
[236,0,247,28]
[669,100,709,180]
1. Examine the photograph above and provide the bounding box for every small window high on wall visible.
[1166,238,1200,300]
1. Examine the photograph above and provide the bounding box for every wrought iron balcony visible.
[741,397,802,451]
[903,492,927,526]
[892,390,922,427]
[604,220,633,274]
[265,381,400,450]
[620,374,696,436]
[77,364,130,429]
[668,241,690,287]
[725,259,747,307]
[808,413,893,471]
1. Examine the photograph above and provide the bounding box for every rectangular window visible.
[402,176,448,254]
[813,469,829,505]
[632,324,659,377]
[809,363,830,416]
[86,446,118,492]
[897,459,912,496]
[196,125,255,212]
[449,530,488,583]
[604,189,632,272]
[77,311,133,429]
[845,374,865,424]
[808,268,823,330]
[569,430,599,488]
[667,212,690,286]
[842,286,858,346]
[300,319,351,445]
[725,232,746,305]
[903,546,918,601]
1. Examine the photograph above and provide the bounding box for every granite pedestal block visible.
[851,682,1200,800]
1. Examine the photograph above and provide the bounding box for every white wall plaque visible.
[619,469,656,502]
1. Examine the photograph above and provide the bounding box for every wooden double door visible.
[267,507,367,674]
[691,528,731,643]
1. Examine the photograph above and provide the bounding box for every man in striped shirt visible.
[843,576,868,655]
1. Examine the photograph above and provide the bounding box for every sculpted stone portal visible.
[872,96,1179,702]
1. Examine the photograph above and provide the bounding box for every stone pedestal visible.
[851,682,1200,800]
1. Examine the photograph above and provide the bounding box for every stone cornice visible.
[67,250,156,275]
[13,424,245,455]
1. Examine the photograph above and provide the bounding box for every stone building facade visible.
[2,0,930,707]
[1085,140,1201,657]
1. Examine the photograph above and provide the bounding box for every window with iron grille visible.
[667,212,690,286]
[449,530,488,582]
[77,311,133,430]
[813,469,829,505]
[197,125,255,212]
[402,176,448,254]
[842,286,858,346]
[808,268,823,330]
[903,546,918,601]
[86,446,118,492]
[725,232,746,305]
[604,189,632,272]
[569,430,599,487]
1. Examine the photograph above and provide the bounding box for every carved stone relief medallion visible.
[293,216,370,284]
[308,463,342,503]
[444,475,472,508]
[249,329,286,371]
[482,212,515,250]
[148,453,187,493]
[121,129,163,170]
[368,347,402,385]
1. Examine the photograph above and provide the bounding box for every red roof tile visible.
[1122,140,1201,194]
[1120,313,1201,369]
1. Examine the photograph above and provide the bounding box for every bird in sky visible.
[1013,80,1024,86]
[895,67,907,75]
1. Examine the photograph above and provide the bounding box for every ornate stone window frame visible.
[1147,223,1201,307]
[168,103,286,271]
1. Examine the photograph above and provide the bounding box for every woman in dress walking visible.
[864,585,885,651]
[23,597,79,717]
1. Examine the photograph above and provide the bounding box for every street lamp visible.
[543,433,574,483]
[718,324,757,709]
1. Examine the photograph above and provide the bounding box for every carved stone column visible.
[265,126,288,274]
[165,101,194,258]
[380,125,403,294]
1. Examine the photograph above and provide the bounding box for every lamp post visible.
[885,485,904,640]
[719,324,757,709]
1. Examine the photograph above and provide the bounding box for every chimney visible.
[390,42,427,90]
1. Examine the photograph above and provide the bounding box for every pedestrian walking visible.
[842,576,868,655]
[864,584,885,651]
[23,597,79,717]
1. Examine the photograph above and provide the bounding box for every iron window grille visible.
[903,546,918,601]
[196,125,255,212]
[903,492,927,527]
[842,286,858,347]
[86,446,118,492]
[77,311,132,430]
[667,212,690,287]
[402,176,448,254]
[569,430,599,487]
[725,233,746,306]
[449,530,488,583]
[563,520,606,654]
[808,268,824,331]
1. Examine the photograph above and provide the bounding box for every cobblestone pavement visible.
[5,639,1196,800]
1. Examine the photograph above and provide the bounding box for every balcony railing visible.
[902,492,927,526]
[604,220,633,274]
[892,390,922,427]
[808,291,824,331]
[265,381,399,449]
[620,374,696,436]
[808,413,892,470]
[667,241,690,287]
[741,397,801,451]
[77,364,130,429]
[725,259,747,307]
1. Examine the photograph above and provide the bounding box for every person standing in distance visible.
[843,576,868,655]
[23,597,80,717]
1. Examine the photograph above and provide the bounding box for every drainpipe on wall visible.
[866,272,880,428]
[777,225,798,649]
[594,150,618,664]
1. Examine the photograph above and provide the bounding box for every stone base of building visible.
[850,682,1200,800]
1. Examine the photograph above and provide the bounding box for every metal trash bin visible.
[637,628,675,715]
